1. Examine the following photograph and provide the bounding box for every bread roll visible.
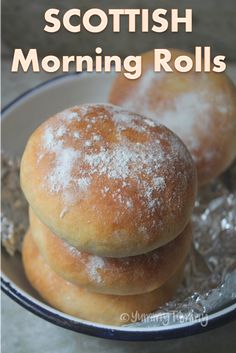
[29,207,192,295]
[22,230,184,326]
[21,104,197,256]
[109,49,236,185]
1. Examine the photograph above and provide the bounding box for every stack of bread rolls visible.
[20,104,197,325]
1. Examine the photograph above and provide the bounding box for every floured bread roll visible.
[29,207,192,295]
[109,49,236,185]
[21,104,197,257]
[22,231,184,326]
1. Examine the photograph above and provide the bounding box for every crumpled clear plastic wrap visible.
[1,152,236,327]
[1,154,28,255]
[135,161,236,327]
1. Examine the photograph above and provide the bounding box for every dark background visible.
[2,0,236,60]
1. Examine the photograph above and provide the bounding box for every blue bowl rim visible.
[1,72,236,341]
[2,274,236,341]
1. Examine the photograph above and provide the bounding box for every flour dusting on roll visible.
[109,49,236,185]
[20,103,197,257]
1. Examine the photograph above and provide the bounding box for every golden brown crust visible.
[109,49,236,185]
[21,103,197,257]
[22,231,184,326]
[29,207,192,295]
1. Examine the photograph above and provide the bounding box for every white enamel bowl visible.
[1,72,236,340]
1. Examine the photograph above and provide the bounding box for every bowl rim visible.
[1,72,236,341]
